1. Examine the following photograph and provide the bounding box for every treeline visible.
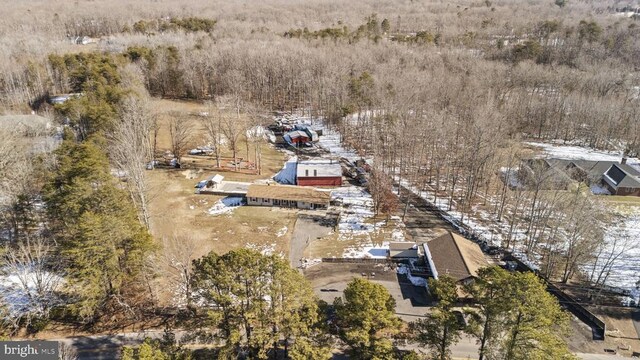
[129,17,217,35]
[284,14,389,42]
[0,52,157,331]
[120,250,573,360]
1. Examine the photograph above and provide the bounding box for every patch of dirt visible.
[567,306,640,356]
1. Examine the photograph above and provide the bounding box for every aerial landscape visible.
[0,0,639,359]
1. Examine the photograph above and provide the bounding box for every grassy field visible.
[145,99,298,304]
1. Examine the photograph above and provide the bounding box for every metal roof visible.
[296,160,342,178]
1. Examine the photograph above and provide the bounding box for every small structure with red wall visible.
[296,159,343,187]
[283,130,310,147]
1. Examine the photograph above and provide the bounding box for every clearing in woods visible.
[147,99,296,304]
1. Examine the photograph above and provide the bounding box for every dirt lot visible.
[568,306,640,356]
[151,98,286,180]
[290,214,335,268]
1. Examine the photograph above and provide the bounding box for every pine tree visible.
[191,249,327,359]
[333,278,402,360]
[464,267,513,360]
[500,272,575,360]
[44,136,155,321]
[411,276,462,360]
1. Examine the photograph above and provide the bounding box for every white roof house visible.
[296,159,342,178]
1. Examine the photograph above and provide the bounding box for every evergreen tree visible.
[333,278,402,360]
[411,276,461,360]
[464,267,513,360]
[191,249,328,359]
[499,272,575,360]
[44,136,155,321]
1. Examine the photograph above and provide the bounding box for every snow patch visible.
[0,266,63,318]
[527,141,640,164]
[397,265,428,288]
[246,243,277,256]
[343,242,389,259]
[590,183,611,195]
[207,197,245,215]
[276,226,288,237]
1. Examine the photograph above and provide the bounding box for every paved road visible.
[41,329,635,360]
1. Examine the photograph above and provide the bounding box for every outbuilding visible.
[283,130,310,147]
[296,159,343,187]
[388,242,420,259]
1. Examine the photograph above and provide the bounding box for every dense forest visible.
[0,0,639,358]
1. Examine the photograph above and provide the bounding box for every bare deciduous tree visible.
[1,236,63,327]
[110,95,155,228]
[201,102,225,168]
[160,235,201,308]
[218,96,247,171]
[168,112,193,167]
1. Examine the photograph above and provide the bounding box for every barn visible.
[296,159,343,187]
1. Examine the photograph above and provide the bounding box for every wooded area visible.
[0,0,638,358]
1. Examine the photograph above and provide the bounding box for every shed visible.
[283,130,310,147]
[296,159,343,187]
[388,242,419,259]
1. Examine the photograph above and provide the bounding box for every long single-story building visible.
[246,184,331,210]
[296,159,343,187]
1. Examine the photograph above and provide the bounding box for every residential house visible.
[246,184,331,210]
[602,164,640,196]
[518,158,573,190]
[296,159,343,186]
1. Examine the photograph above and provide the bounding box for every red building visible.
[283,130,310,147]
[296,160,343,187]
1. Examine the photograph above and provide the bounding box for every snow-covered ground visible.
[318,129,361,162]
[397,264,428,288]
[330,187,378,238]
[527,141,640,165]
[207,197,245,215]
[583,207,640,302]
[0,266,63,318]
[343,242,389,259]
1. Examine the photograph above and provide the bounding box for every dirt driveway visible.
[289,214,335,268]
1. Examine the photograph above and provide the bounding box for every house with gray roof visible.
[602,164,640,196]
